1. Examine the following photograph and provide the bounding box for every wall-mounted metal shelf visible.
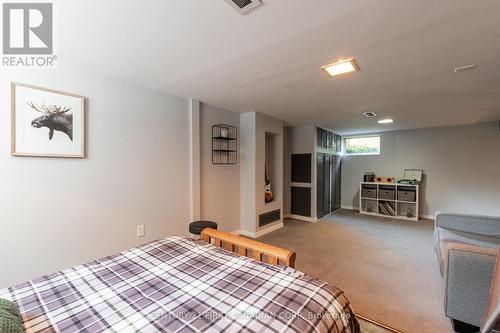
[212,124,238,164]
[213,137,237,141]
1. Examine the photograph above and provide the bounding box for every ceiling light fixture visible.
[454,65,477,73]
[378,119,394,124]
[224,0,262,15]
[322,58,359,77]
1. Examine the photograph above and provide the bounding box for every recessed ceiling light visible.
[322,58,359,77]
[378,119,394,124]
[454,65,477,73]
[362,111,378,118]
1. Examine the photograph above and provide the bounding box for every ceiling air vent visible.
[224,0,262,15]
[362,111,378,118]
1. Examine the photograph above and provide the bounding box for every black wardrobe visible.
[316,127,342,219]
[317,153,342,218]
[290,127,342,220]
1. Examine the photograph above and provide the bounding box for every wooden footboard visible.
[201,228,296,268]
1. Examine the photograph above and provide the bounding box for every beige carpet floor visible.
[358,317,402,333]
[258,210,453,333]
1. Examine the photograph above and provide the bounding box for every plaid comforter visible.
[0,237,359,333]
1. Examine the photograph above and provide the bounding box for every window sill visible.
[344,153,380,156]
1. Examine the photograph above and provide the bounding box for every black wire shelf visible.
[212,124,238,165]
[213,137,237,141]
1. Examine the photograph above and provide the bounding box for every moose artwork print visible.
[12,83,85,158]
[28,102,74,141]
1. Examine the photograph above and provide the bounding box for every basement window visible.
[344,136,380,155]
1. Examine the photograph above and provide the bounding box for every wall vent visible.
[259,209,281,227]
[224,0,262,15]
[362,111,378,118]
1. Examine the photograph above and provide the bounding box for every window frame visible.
[343,135,381,156]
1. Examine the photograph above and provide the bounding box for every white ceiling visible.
[60,0,500,134]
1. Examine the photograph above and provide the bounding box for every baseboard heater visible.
[259,209,281,227]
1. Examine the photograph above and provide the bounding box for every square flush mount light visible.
[224,0,262,15]
[378,118,394,124]
[322,58,359,77]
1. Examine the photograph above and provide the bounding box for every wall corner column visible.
[189,99,201,222]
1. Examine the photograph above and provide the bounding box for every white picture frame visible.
[11,82,85,158]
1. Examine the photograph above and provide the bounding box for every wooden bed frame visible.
[201,228,296,268]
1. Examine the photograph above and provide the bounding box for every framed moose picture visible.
[11,82,85,158]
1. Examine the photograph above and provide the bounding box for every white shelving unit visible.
[359,182,419,221]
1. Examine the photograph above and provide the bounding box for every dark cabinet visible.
[334,134,342,153]
[317,153,342,218]
[317,127,342,153]
[331,155,342,211]
[290,128,342,220]
[317,127,329,149]
[317,153,330,218]
[317,128,322,148]
[291,154,312,183]
[290,154,312,217]
[327,132,334,150]
[291,187,311,217]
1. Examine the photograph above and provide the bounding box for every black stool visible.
[189,221,218,237]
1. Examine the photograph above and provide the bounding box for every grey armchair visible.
[433,213,500,333]
[481,247,500,333]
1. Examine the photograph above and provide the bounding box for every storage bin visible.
[361,188,377,199]
[398,190,416,202]
[379,189,395,200]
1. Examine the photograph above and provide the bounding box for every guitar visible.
[265,181,274,203]
[265,165,274,203]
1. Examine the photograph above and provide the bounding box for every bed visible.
[0,229,359,333]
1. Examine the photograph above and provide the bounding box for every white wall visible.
[285,125,316,217]
[240,112,257,233]
[256,112,284,233]
[290,125,315,153]
[283,127,291,215]
[0,67,190,288]
[342,122,500,217]
[285,125,342,219]
[240,112,284,237]
[200,104,240,232]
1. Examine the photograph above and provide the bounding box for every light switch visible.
[137,225,145,237]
